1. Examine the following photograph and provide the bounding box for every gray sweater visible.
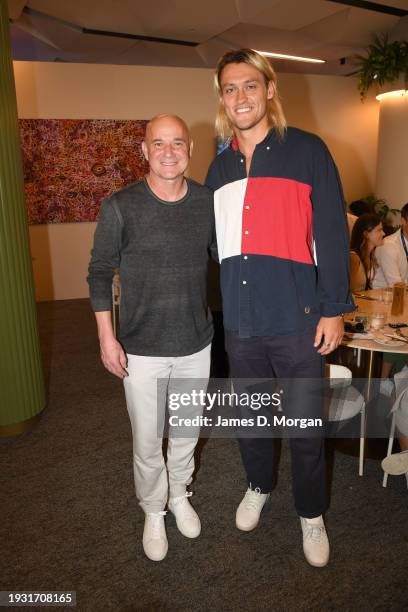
[87,178,216,357]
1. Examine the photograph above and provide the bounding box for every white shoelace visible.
[303,523,325,543]
[172,491,193,504]
[243,488,264,511]
[147,511,166,539]
[171,492,196,518]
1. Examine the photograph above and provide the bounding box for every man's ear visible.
[189,140,194,157]
[141,141,148,161]
[267,81,275,100]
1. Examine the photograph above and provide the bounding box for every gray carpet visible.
[1,299,407,612]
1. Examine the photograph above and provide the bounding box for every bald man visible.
[88,115,216,561]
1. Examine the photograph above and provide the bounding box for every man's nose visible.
[162,143,174,156]
[236,87,247,103]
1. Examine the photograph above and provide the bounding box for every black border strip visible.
[327,0,407,17]
[82,27,199,47]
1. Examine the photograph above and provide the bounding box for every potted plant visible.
[349,195,400,234]
[355,34,408,100]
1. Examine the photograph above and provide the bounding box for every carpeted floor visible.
[1,299,407,612]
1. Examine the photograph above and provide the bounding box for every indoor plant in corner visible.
[349,195,400,235]
[355,34,408,100]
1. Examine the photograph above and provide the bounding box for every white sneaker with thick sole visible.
[143,511,168,561]
[381,450,408,475]
[168,492,201,538]
[235,487,270,532]
[300,515,330,568]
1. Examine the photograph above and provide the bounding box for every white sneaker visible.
[300,515,330,568]
[381,450,408,475]
[168,492,201,538]
[235,487,270,532]
[143,511,168,561]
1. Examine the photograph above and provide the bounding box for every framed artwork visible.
[19,119,149,224]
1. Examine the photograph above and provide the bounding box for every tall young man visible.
[206,49,354,567]
[88,115,215,562]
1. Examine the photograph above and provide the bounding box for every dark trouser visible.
[225,329,327,518]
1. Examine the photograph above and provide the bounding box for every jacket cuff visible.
[320,300,356,317]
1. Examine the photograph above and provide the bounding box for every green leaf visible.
[354,34,408,99]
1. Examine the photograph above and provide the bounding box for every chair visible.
[112,271,121,337]
[325,364,366,476]
[382,369,408,488]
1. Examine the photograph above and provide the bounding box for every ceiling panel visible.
[115,41,206,68]
[237,0,345,30]
[7,0,408,75]
[218,23,325,57]
[308,42,363,60]
[301,6,399,45]
[10,23,60,61]
[196,39,236,67]
[132,0,240,42]
[17,9,137,56]
[27,0,152,32]
[27,0,240,42]
[235,0,281,20]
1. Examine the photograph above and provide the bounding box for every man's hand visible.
[314,316,344,356]
[100,336,128,378]
[95,310,128,378]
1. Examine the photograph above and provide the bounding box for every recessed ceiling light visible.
[257,50,325,64]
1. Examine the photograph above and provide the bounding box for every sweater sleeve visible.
[311,140,355,316]
[87,197,123,312]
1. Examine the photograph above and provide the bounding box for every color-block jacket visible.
[205,127,354,337]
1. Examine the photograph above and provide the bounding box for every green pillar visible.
[0,0,45,435]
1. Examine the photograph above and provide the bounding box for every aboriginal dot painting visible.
[19,119,149,224]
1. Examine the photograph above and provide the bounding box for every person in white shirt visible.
[372,203,408,451]
[373,203,408,288]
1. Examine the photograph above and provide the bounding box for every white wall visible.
[375,92,408,210]
[14,61,380,300]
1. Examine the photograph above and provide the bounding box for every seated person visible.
[373,202,408,288]
[349,214,403,386]
[350,214,384,293]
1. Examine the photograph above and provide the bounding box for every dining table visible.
[341,287,408,475]
[342,287,408,400]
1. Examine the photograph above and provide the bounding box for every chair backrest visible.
[392,369,408,436]
[325,364,352,389]
[325,363,364,422]
[393,368,408,397]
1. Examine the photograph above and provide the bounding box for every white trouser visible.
[123,344,211,513]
